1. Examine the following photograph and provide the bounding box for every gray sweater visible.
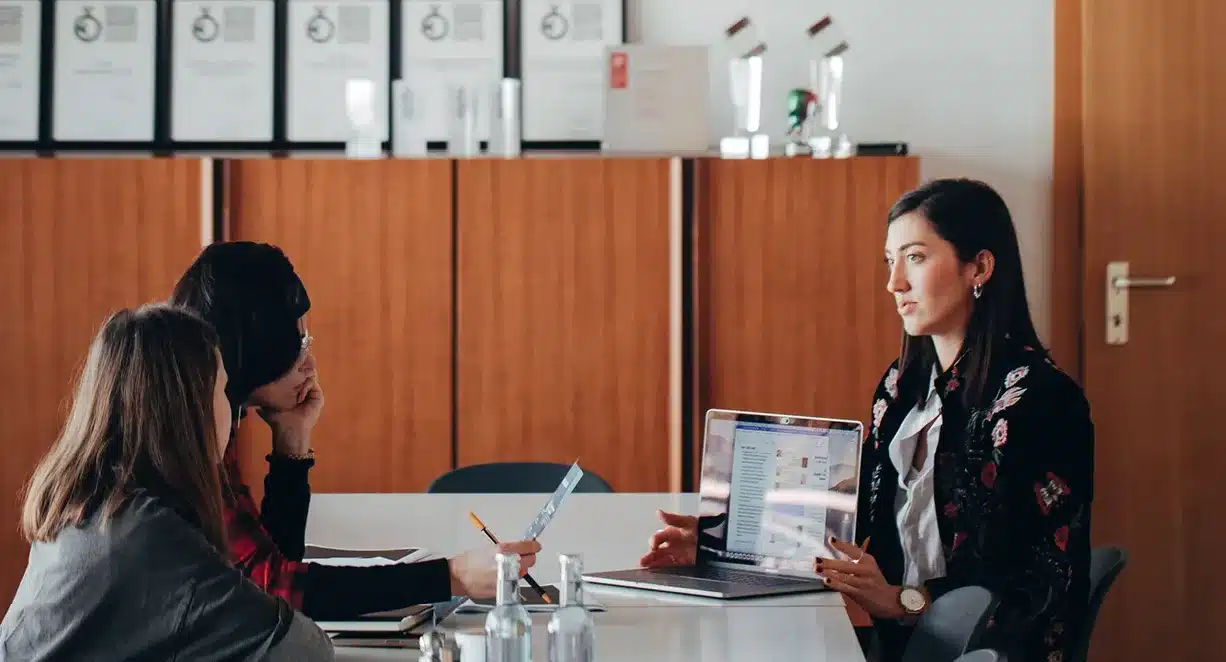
[1,491,334,661]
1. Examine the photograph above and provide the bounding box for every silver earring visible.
[973,283,983,299]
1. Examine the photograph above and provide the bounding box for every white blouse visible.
[887,368,948,587]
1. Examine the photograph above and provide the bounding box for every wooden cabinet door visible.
[455,158,675,493]
[0,158,206,605]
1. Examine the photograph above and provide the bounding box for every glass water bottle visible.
[485,552,532,662]
[547,554,595,662]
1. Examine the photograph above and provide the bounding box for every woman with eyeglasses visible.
[2,304,334,660]
[170,241,540,621]
[641,179,1094,662]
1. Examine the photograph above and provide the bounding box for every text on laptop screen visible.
[696,413,861,576]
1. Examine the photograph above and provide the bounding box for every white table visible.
[307,493,866,661]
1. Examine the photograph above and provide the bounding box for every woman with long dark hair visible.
[642,179,1094,662]
[2,304,333,660]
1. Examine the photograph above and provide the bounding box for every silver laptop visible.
[584,408,864,599]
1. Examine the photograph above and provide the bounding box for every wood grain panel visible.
[456,158,673,493]
[1051,0,1084,380]
[227,160,453,496]
[1081,1,1226,659]
[0,158,204,607]
[693,157,919,483]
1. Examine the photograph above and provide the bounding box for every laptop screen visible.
[695,409,863,577]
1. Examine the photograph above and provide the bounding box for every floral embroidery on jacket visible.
[855,345,1094,662]
[1005,366,1030,388]
[884,368,900,399]
[1036,472,1071,515]
[988,386,1027,419]
[991,419,1008,448]
[872,398,888,431]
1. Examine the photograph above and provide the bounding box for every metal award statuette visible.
[720,17,769,159]
[806,16,853,158]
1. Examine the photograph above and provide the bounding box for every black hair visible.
[169,241,310,417]
[888,178,1046,408]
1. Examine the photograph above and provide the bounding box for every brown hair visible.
[21,303,228,551]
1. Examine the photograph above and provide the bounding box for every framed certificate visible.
[53,1,158,142]
[0,1,40,143]
[400,0,503,142]
[521,0,623,143]
[286,0,389,143]
[171,0,275,142]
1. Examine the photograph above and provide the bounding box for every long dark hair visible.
[170,241,310,417]
[21,304,228,552]
[888,178,1046,408]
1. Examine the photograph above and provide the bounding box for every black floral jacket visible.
[856,342,1094,662]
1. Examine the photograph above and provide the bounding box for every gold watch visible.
[899,586,927,616]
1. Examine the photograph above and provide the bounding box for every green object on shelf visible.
[786,88,818,133]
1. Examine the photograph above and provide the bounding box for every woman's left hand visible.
[816,537,907,620]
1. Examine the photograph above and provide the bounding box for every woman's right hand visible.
[639,510,699,568]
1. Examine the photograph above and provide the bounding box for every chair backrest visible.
[426,462,614,494]
[902,585,1000,662]
[1068,546,1128,662]
[953,650,1005,662]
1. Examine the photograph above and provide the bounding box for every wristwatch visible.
[899,586,927,616]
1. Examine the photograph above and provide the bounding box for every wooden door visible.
[455,158,674,493]
[226,159,454,496]
[0,159,205,606]
[1081,1,1226,660]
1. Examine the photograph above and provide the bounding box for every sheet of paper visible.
[306,546,431,566]
[0,1,41,141]
[286,0,389,142]
[400,0,502,142]
[53,0,157,141]
[171,0,275,141]
[522,461,584,540]
[521,0,622,141]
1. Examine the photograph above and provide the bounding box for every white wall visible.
[627,0,1054,339]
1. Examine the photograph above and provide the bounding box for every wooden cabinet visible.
[0,159,206,607]
[455,158,675,493]
[225,160,454,496]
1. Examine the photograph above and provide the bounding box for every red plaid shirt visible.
[221,442,309,609]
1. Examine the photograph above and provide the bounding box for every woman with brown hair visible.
[1,304,333,661]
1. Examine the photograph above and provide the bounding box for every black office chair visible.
[426,462,615,493]
[953,650,1006,662]
[1068,546,1128,662]
[901,585,1000,662]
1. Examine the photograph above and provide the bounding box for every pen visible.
[467,512,552,604]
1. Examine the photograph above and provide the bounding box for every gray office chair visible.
[953,650,1005,662]
[426,462,614,493]
[901,585,1000,662]
[1068,546,1128,662]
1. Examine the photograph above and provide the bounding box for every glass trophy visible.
[489,77,522,158]
[810,52,852,158]
[447,82,480,157]
[719,17,769,159]
[805,17,852,158]
[345,79,383,158]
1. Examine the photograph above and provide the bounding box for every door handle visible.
[1111,275,1176,289]
[1106,261,1176,345]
